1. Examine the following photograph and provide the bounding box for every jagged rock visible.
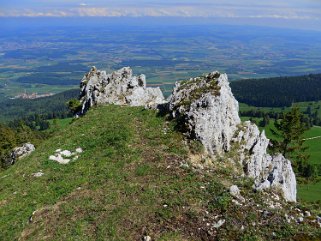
[6,143,35,165]
[169,71,241,155]
[79,67,165,114]
[235,122,296,202]
[169,71,296,202]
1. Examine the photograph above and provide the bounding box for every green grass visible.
[0,105,320,240]
[47,118,73,131]
[239,101,321,119]
[298,181,321,202]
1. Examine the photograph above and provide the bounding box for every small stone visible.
[32,172,44,177]
[75,148,83,153]
[213,219,225,229]
[60,150,72,157]
[304,211,311,217]
[143,235,151,241]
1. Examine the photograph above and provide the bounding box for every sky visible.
[0,0,321,30]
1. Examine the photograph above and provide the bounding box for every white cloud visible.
[0,3,320,21]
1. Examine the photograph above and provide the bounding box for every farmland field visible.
[1,18,321,99]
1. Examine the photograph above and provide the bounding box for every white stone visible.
[143,236,151,241]
[60,150,72,157]
[229,185,245,202]
[32,172,44,177]
[213,219,225,228]
[49,154,71,164]
[6,143,35,165]
[79,67,165,114]
[75,148,83,153]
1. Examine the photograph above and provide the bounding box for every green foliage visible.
[0,89,78,123]
[67,98,82,114]
[0,124,18,167]
[231,74,321,107]
[273,106,309,159]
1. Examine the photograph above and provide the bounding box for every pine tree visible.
[274,106,310,164]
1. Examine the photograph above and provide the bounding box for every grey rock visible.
[79,67,165,114]
[169,71,296,202]
[169,71,240,155]
[213,219,225,228]
[235,122,297,202]
[229,185,245,202]
[6,143,35,165]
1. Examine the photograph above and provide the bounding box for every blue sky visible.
[1,0,321,29]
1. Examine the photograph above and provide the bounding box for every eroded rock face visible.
[170,71,296,202]
[79,67,165,114]
[235,121,296,202]
[169,72,241,155]
[6,143,35,165]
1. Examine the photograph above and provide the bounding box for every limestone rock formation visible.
[169,71,241,155]
[235,121,297,202]
[79,67,165,114]
[6,143,35,165]
[169,71,297,202]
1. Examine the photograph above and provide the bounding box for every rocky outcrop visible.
[235,121,296,202]
[79,67,165,114]
[169,71,297,202]
[6,143,35,165]
[169,72,241,155]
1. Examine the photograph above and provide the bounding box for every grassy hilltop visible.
[0,105,320,240]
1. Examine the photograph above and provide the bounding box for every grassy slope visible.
[0,105,215,240]
[1,105,320,240]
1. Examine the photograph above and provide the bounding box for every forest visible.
[231,74,321,107]
[0,89,78,123]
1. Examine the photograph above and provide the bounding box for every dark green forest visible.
[231,74,321,107]
[0,89,78,123]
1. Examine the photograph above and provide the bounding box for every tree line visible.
[231,74,321,107]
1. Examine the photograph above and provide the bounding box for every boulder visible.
[6,143,35,165]
[79,67,165,114]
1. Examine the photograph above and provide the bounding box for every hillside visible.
[1,67,321,240]
[0,89,78,123]
[1,105,320,240]
[231,74,321,107]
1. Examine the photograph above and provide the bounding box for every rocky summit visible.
[79,66,165,115]
[169,71,296,202]
[79,68,296,202]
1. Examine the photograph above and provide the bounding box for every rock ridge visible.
[79,67,165,115]
[77,67,297,202]
[168,71,296,202]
